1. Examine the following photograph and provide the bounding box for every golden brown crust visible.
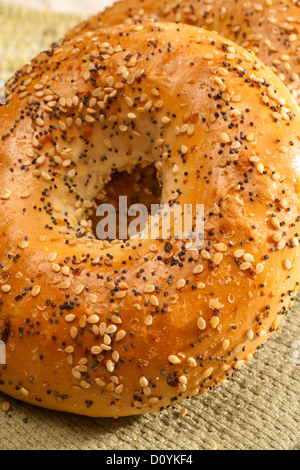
[1,22,300,417]
[66,0,300,105]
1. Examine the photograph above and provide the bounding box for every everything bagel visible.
[66,0,300,104]
[1,22,300,417]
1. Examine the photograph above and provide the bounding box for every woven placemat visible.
[0,306,299,450]
[0,1,299,451]
[0,1,84,82]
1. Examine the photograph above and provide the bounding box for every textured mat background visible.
[0,1,84,82]
[0,1,299,451]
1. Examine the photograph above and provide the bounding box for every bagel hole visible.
[92,164,161,241]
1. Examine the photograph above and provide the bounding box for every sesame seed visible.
[149,295,159,307]
[256,162,264,174]
[89,293,98,303]
[168,355,181,364]
[234,360,245,370]
[193,265,204,274]
[222,340,230,351]
[116,330,126,342]
[187,357,197,367]
[214,243,227,253]
[277,239,286,251]
[220,132,230,144]
[247,329,254,341]
[87,315,100,324]
[271,217,280,230]
[210,316,220,329]
[31,285,41,297]
[20,387,29,397]
[75,284,85,295]
[284,259,292,270]
[201,250,210,260]
[106,360,115,373]
[65,314,76,323]
[144,285,155,293]
[197,317,206,330]
[240,262,252,271]
[59,282,70,290]
[181,408,188,418]
[176,279,186,290]
[256,263,264,274]
[139,376,148,387]
[1,285,11,293]
[144,315,153,326]
[202,367,213,379]
[197,282,206,290]
[52,263,60,273]
[243,253,254,263]
[1,401,11,412]
[233,249,245,258]
[91,346,103,355]
[48,252,57,262]
[70,326,78,339]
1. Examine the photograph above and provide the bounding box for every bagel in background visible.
[65,0,300,105]
[1,22,300,417]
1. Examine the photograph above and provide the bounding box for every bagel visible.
[1,21,300,417]
[66,0,300,105]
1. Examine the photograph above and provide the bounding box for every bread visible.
[65,0,300,105]
[1,21,300,417]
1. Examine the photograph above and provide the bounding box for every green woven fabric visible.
[0,1,299,451]
[0,1,84,82]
